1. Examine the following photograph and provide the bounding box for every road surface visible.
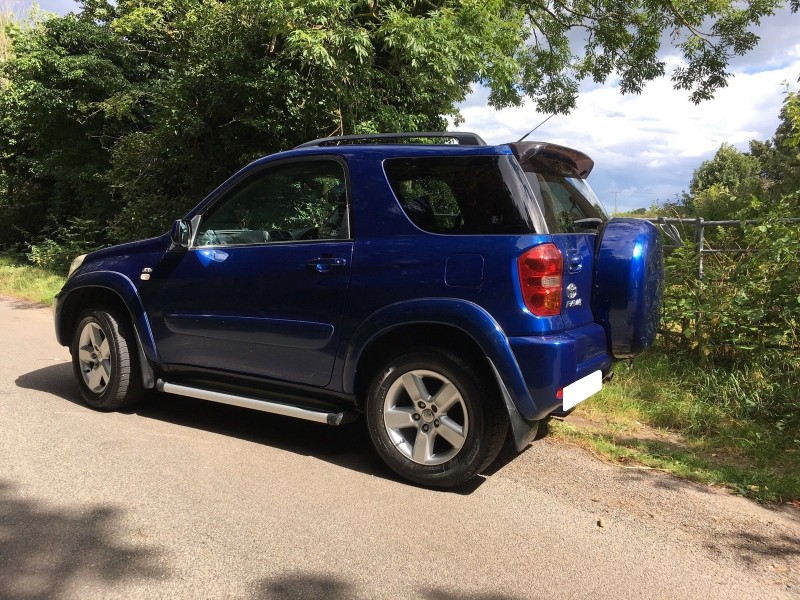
[1,297,798,599]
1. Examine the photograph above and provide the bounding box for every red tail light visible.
[518,243,563,316]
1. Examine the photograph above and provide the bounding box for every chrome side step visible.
[156,380,357,426]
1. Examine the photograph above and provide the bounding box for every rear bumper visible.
[508,323,612,421]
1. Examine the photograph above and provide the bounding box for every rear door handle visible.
[307,257,347,273]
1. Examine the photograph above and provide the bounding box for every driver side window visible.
[195,160,348,247]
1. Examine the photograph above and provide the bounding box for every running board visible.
[156,380,357,426]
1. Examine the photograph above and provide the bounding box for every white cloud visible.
[454,8,800,212]
[455,51,800,212]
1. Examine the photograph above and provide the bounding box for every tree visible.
[749,90,800,205]
[2,0,798,251]
[684,143,761,219]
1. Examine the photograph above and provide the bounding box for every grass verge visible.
[0,254,65,305]
[551,351,800,502]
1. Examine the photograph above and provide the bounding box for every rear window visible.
[525,172,608,233]
[383,156,540,235]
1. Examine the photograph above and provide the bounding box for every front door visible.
[148,157,353,387]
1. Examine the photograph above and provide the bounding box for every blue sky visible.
[20,1,800,213]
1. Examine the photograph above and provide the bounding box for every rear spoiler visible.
[509,142,594,179]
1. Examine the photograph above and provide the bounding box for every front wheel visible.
[366,351,507,488]
[71,308,144,411]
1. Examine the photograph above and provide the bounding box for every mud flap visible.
[489,360,539,452]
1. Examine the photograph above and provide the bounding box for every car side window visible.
[195,160,348,247]
[384,156,539,235]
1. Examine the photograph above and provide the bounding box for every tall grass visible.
[0,254,65,305]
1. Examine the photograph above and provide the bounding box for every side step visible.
[156,380,357,426]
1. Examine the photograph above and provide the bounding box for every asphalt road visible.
[1,297,798,599]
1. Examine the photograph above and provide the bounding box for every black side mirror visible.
[170,219,192,249]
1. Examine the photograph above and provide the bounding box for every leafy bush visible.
[657,203,800,436]
[27,217,105,273]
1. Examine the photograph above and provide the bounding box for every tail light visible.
[518,243,563,316]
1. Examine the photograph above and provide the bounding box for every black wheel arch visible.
[353,323,496,408]
[56,286,156,389]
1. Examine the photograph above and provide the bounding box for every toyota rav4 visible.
[54,132,664,487]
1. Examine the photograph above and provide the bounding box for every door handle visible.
[307,257,347,273]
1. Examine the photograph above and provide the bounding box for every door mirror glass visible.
[170,219,192,248]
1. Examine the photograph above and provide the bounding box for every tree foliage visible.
[0,0,797,251]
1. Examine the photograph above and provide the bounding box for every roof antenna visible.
[517,114,555,142]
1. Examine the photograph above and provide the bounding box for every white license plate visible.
[562,370,602,411]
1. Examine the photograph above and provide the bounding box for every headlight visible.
[67,254,87,279]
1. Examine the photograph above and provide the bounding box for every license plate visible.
[562,370,602,411]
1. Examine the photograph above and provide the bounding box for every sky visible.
[454,8,800,212]
[18,1,800,213]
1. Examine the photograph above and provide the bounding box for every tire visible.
[70,307,144,411]
[366,350,507,488]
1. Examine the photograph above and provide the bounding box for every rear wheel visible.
[366,350,507,488]
[71,308,144,411]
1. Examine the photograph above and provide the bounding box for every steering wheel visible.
[200,229,220,246]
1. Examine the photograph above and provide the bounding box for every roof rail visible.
[295,132,487,148]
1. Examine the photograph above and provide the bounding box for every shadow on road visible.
[0,296,49,310]
[15,363,486,495]
[249,572,523,600]
[729,530,800,563]
[251,573,355,599]
[16,362,76,404]
[0,479,166,599]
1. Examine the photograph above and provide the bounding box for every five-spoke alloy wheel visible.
[71,308,144,411]
[77,321,112,394]
[367,350,507,488]
[382,369,469,466]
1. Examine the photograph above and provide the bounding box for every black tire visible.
[70,307,144,411]
[366,350,507,488]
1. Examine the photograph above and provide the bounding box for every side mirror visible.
[170,219,192,249]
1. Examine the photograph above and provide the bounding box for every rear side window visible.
[384,156,539,235]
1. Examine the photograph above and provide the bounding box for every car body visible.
[54,132,664,487]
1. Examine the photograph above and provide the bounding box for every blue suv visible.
[54,132,663,487]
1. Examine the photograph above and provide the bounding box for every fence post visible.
[694,218,705,280]
[692,218,705,358]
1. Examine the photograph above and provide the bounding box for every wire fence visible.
[647,216,800,279]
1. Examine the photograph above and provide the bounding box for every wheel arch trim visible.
[343,299,538,438]
[55,271,157,389]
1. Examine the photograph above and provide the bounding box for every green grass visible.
[553,351,800,502]
[0,254,65,305]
